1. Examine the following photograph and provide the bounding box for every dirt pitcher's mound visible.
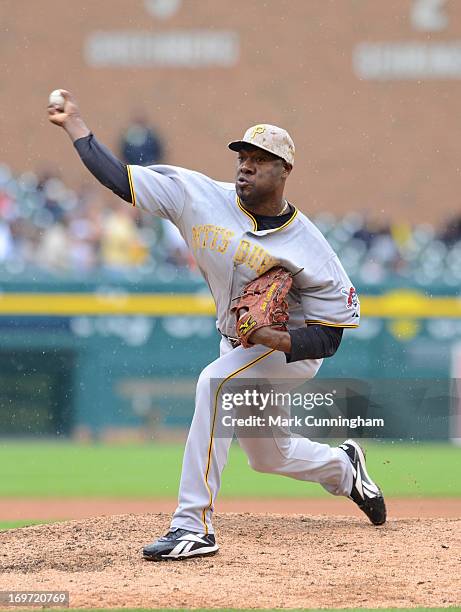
[0,513,460,609]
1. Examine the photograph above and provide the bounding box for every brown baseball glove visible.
[231,266,293,348]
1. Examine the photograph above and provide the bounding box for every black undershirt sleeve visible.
[73,133,132,203]
[286,325,343,362]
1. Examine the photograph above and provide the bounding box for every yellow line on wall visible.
[362,291,461,318]
[0,290,459,318]
[0,293,215,316]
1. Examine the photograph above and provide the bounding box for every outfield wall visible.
[0,279,459,439]
[4,0,461,222]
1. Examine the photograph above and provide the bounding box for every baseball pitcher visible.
[48,90,386,562]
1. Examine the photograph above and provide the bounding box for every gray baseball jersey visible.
[127,164,360,337]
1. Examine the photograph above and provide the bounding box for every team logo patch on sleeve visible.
[341,286,358,310]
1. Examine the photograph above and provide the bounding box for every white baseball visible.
[49,89,65,110]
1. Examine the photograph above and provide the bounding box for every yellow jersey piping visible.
[305,319,359,328]
[273,207,298,232]
[236,196,298,233]
[236,196,257,230]
[126,165,136,207]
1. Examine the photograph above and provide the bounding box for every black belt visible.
[219,330,240,348]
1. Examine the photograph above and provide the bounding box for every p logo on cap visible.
[250,125,266,140]
[228,123,295,166]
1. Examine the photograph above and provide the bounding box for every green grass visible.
[0,441,460,498]
[0,519,49,530]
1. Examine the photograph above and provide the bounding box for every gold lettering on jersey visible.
[191,225,234,254]
[217,230,234,253]
[209,227,220,250]
[201,225,212,248]
[191,226,200,250]
[234,240,251,263]
[256,254,278,275]
[247,245,264,269]
[233,239,278,274]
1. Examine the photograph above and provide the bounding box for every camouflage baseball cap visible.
[228,124,295,166]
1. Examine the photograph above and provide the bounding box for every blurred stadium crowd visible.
[0,164,193,283]
[0,163,460,286]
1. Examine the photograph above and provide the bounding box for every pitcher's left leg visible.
[232,348,352,496]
